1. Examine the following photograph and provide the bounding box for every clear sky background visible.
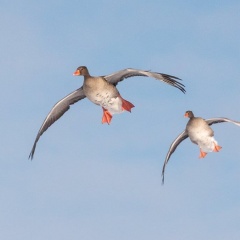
[1,0,240,239]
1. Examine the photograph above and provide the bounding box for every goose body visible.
[29,66,185,159]
[161,111,240,183]
[186,115,218,154]
[79,72,134,120]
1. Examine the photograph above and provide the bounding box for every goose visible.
[162,110,240,183]
[29,66,185,159]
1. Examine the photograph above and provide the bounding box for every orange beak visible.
[184,112,189,118]
[73,69,80,76]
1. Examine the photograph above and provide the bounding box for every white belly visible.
[197,136,218,152]
[104,96,123,115]
[86,91,123,115]
[188,124,217,152]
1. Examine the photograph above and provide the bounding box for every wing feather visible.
[162,130,188,184]
[104,68,185,93]
[206,117,240,126]
[29,87,85,159]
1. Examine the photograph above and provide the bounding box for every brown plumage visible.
[161,111,240,184]
[29,66,185,159]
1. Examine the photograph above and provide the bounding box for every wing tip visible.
[161,74,186,94]
[161,174,165,185]
[161,163,167,185]
[28,151,34,160]
[28,143,36,160]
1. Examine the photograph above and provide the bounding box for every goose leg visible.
[119,95,135,112]
[213,143,222,152]
[102,107,112,124]
[199,149,207,158]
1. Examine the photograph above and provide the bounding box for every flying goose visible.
[29,66,185,159]
[162,110,240,183]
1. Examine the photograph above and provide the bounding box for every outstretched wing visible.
[206,117,240,127]
[29,87,86,159]
[104,68,185,93]
[162,130,188,184]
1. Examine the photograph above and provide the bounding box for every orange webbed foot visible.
[119,95,135,112]
[102,107,112,124]
[199,149,207,158]
[213,143,222,152]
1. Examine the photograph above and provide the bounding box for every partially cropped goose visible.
[29,66,185,159]
[162,110,240,183]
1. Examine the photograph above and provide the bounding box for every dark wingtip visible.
[176,84,186,94]
[180,86,186,94]
[161,172,165,185]
[28,143,36,160]
[28,152,34,160]
[176,82,186,94]
[161,73,186,94]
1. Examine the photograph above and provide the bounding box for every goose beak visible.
[73,69,80,76]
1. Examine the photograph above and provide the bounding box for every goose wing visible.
[29,87,85,159]
[104,68,185,93]
[206,117,240,127]
[162,130,188,184]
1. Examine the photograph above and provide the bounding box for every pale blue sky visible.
[1,1,240,239]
